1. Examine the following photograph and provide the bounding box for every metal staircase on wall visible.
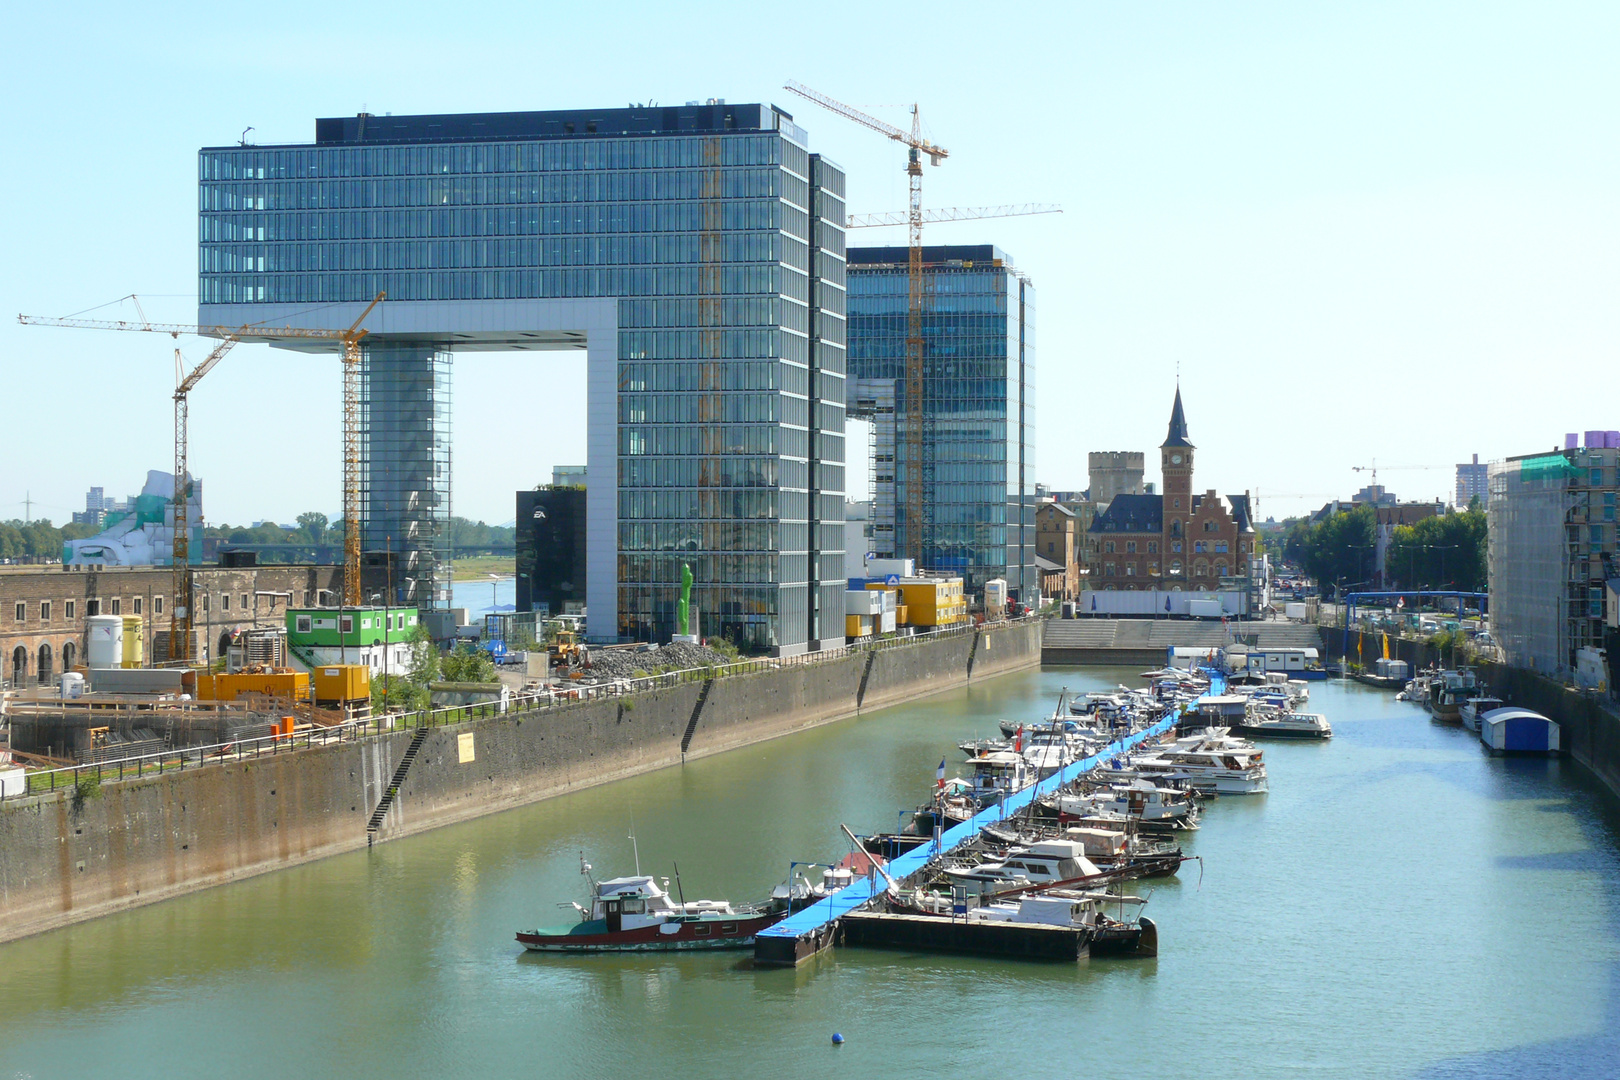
[367,727,429,843]
[680,679,716,757]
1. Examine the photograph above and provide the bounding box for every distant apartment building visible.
[1488,436,1619,676]
[1456,454,1488,507]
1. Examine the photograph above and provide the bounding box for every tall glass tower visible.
[198,104,847,652]
[846,244,1035,598]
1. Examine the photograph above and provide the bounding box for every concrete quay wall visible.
[0,620,1042,943]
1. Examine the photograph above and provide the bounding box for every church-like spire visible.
[1162,385,1193,449]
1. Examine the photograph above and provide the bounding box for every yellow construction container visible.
[845,613,872,638]
[122,616,144,668]
[871,578,967,627]
[313,664,370,703]
[196,671,310,703]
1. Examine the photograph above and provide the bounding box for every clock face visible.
[1171,454,1183,465]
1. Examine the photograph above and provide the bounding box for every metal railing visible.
[1,615,1036,804]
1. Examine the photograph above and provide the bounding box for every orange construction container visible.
[313,664,370,703]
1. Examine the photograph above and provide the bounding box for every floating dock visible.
[837,910,1089,961]
[754,673,1224,967]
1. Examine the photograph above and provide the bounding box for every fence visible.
[1,616,1034,804]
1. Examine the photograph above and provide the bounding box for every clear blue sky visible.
[3,1,1616,528]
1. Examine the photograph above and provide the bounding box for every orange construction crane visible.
[785,80,947,565]
[19,293,384,658]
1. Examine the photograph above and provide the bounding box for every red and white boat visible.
[517,870,778,953]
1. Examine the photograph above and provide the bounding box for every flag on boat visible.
[1014,725,1024,753]
[936,757,947,788]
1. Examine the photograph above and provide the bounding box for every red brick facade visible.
[1088,389,1255,591]
[2,564,342,688]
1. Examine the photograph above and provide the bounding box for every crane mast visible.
[785,81,948,566]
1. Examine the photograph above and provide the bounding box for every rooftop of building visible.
[847,244,1012,268]
[204,103,800,151]
[1089,492,1256,535]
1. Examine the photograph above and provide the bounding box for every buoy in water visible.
[831,1033,845,1045]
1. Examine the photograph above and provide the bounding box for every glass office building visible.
[198,104,847,652]
[847,245,1035,597]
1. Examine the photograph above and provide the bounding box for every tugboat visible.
[516,857,778,952]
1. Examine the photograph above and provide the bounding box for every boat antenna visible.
[627,810,641,876]
[579,851,596,889]
[673,861,687,907]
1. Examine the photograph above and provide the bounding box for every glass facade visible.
[847,245,1035,595]
[198,104,845,651]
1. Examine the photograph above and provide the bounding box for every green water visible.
[3,668,1619,1079]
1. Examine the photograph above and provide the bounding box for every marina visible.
[1,665,1619,1077]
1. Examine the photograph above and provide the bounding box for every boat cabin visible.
[1479,708,1561,755]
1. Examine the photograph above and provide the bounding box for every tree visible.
[297,511,328,543]
[1298,505,1377,594]
[372,625,439,713]
[1386,509,1487,593]
[441,642,497,683]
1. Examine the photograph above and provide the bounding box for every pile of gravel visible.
[584,641,731,680]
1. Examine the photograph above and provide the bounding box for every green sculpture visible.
[677,562,694,637]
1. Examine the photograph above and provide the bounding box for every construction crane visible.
[1351,461,1445,488]
[846,204,1061,229]
[786,79,947,564]
[18,293,385,658]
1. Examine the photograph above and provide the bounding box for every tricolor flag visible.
[936,757,947,788]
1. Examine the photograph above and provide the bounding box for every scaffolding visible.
[362,344,453,610]
[1488,454,1575,675]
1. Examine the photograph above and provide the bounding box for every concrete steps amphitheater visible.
[1044,618,1325,652]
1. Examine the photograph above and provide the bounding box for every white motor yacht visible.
[942,839,1105,894]
[1459,695,1505,732]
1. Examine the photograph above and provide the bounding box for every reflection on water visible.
[2,667,1619,1079]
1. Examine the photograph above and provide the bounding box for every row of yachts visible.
[517,661,1328,958]
[838,664,1332,956]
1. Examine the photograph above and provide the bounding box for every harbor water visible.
[2,668,1618,1078]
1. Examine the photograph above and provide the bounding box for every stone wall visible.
[0,619,1043,943]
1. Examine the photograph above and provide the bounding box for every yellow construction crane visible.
[785,79,948,565]
[845,204,1061,230]
[18,293,384,658]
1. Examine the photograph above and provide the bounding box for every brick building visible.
[2,564,342,689]
[1035,502,1079,600]
[1086,388,1255,590]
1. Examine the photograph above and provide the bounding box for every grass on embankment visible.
[452,556,516,580]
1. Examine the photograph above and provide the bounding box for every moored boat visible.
[517,869,777,952]
[1459,695,1504,733]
